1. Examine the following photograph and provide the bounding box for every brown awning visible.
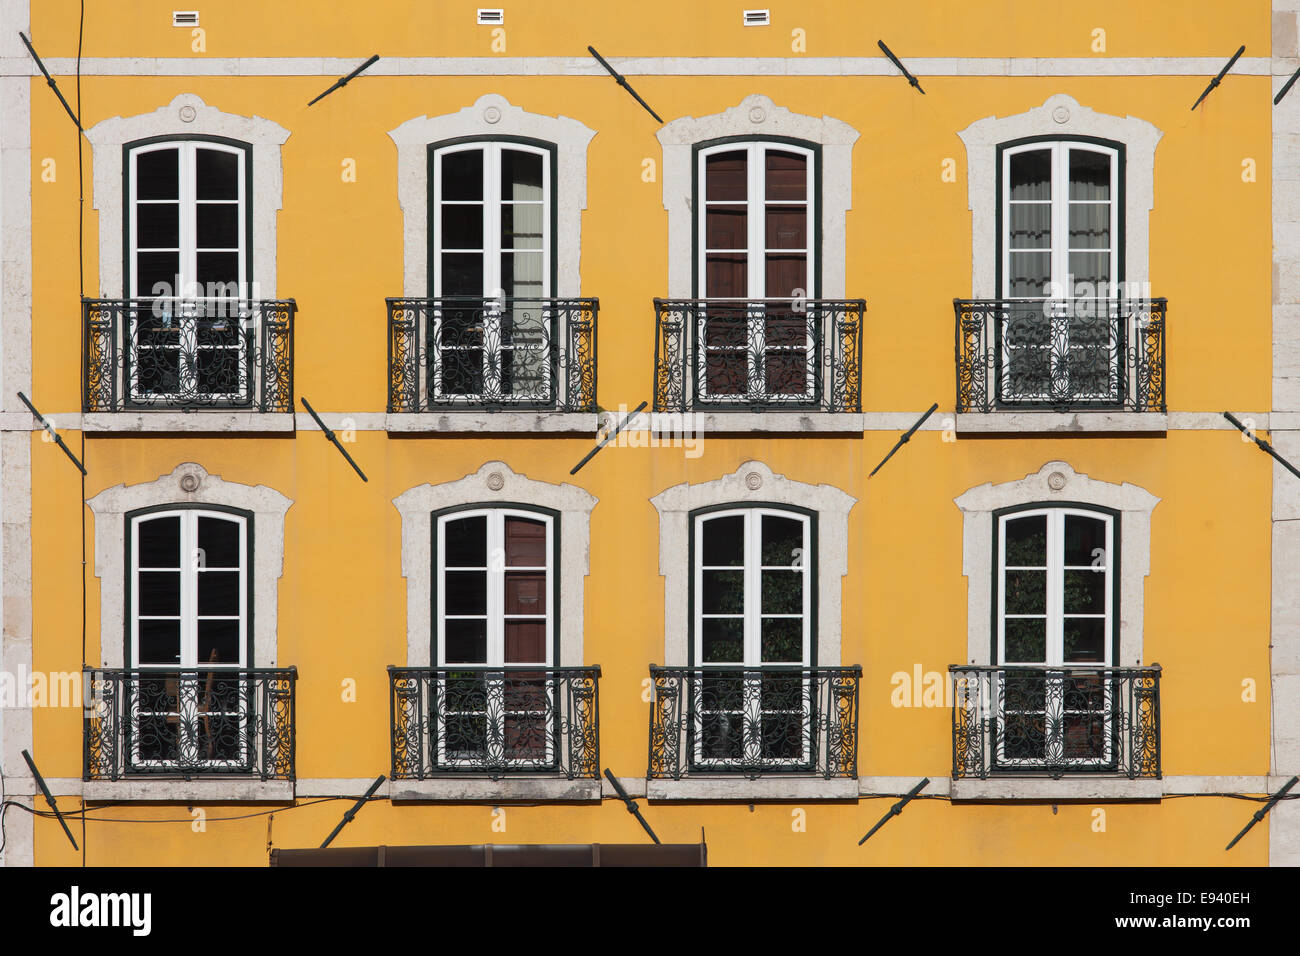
[270,842,706,867]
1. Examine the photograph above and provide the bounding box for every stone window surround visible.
[956,93,1162,300]
[657,94,858,299]
[649,460,856,668]
[954,460,1159,668]
[392,461,597,668]
[87,462,293,669]
[86,93,290,300]
[388,93,596,298]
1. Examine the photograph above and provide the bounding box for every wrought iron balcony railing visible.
[954,298,1166,413]
[388,666,601,781]
[387,297,598,413]
[653,298,865,412]
[949,665,1161,781]
[647,665,862,780]
[83,667,297,781]
[83,298,296,413]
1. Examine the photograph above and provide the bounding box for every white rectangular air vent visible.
[172,11,200,27]
[477,9,505,25]
[743,9,770,26]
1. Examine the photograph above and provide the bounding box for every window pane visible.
[1063,569,1106,614]
[138,516,181,568]
[197,251,239,288]
[136,148,179,200]
[444,516,487,567]
[196,149,239,200]
[440,253,483,295]
[197,619,241,664]
[444,571,486,614]
[761,514,802,566]
[1007,251,1050,297]
[1008,203,1050,249]
[706,254,747,297]
[765,206,806,249]
[501,251,544,299]
[701,618,743,662]
[1064,619,1106,663]
[138,571,181,615]
[197,203,240,250]
[765,254,806,298]
[505,517,546,566]
[504,571,546,615]
[504,620,546,664]
[706,207,747,250]
[705,151,746,201]
[1064,515,1107,566]
[136,252,179,297]
[501,149,543,201]
[702,515,744,566]
[137,620,181,665]
[440,203,483,249]
[1069,251,1110,286]
[197,571,240,615]
[702,570,744,614]
[1009,149,1051,200]
[761,618,803,662]
[137,204,180,250]
[1003,618,1046,662]
[765,151,806,201]
[761,569,802,614]
[1069,150,1111,200]
[444,619,487,663]
[197,516,241,569]
[501,204,543,250]
[1004,515,1046,565]
[440,150,483,201]
[1004,569,1046,615]
[1068,203,1110,250]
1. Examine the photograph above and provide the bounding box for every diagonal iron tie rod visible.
[588,47,663,124]
[1191,45,1245,111]
[1276,61,1300,106]
[1223,411,1300,482]
[308,54,381,107]
[17,392,86,475]
[1225,775,1298,851]
[320,774,387,848]
[877,40,925,94]
[18,32,83,131]
[22,750,79,851]
[603,769,660,844]
[859,777,930,845]
[869,403,938,478]
[571,401,648,475]
[300,397,368,482]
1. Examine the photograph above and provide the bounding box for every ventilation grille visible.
[743,9,770,26]
[172,11,200,27]
[477,9,505,24]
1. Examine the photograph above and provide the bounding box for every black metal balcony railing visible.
[388,666,601,781]
[647,665,862,780]
[83,667,297,781]
[387,297,598,413]
[653,298,865,413]
[954,298,1166,413]
[83,298,296,413]
[949,665,1161,781]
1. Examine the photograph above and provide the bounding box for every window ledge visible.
[83,412,296,434]
[649,412,864,433]
[955,412,1167,435]
[82,780,295,802]
[389,777,603,802]
[950,777,1163,802]
[385,412,598,434]
[646,777,859,801]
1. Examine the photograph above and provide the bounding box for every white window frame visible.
[1000,140,1121,404]
[696,141,817,404]
[430,141,553,404]
[691,506,812,769]
[995,505,1117,771]
[126,139,251,405]
[435,506,556,769]
[128,507,250,771]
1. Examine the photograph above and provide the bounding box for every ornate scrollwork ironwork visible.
[652,299,865,413]
[949,665,1161,780]
[388,666,601,781]
[647,665,861,781]
[81,299,296,413]
[83,667,297,781]
[386,297,599,413]
[954,298,1167,413]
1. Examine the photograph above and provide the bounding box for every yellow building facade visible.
[0,0,1295,866]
